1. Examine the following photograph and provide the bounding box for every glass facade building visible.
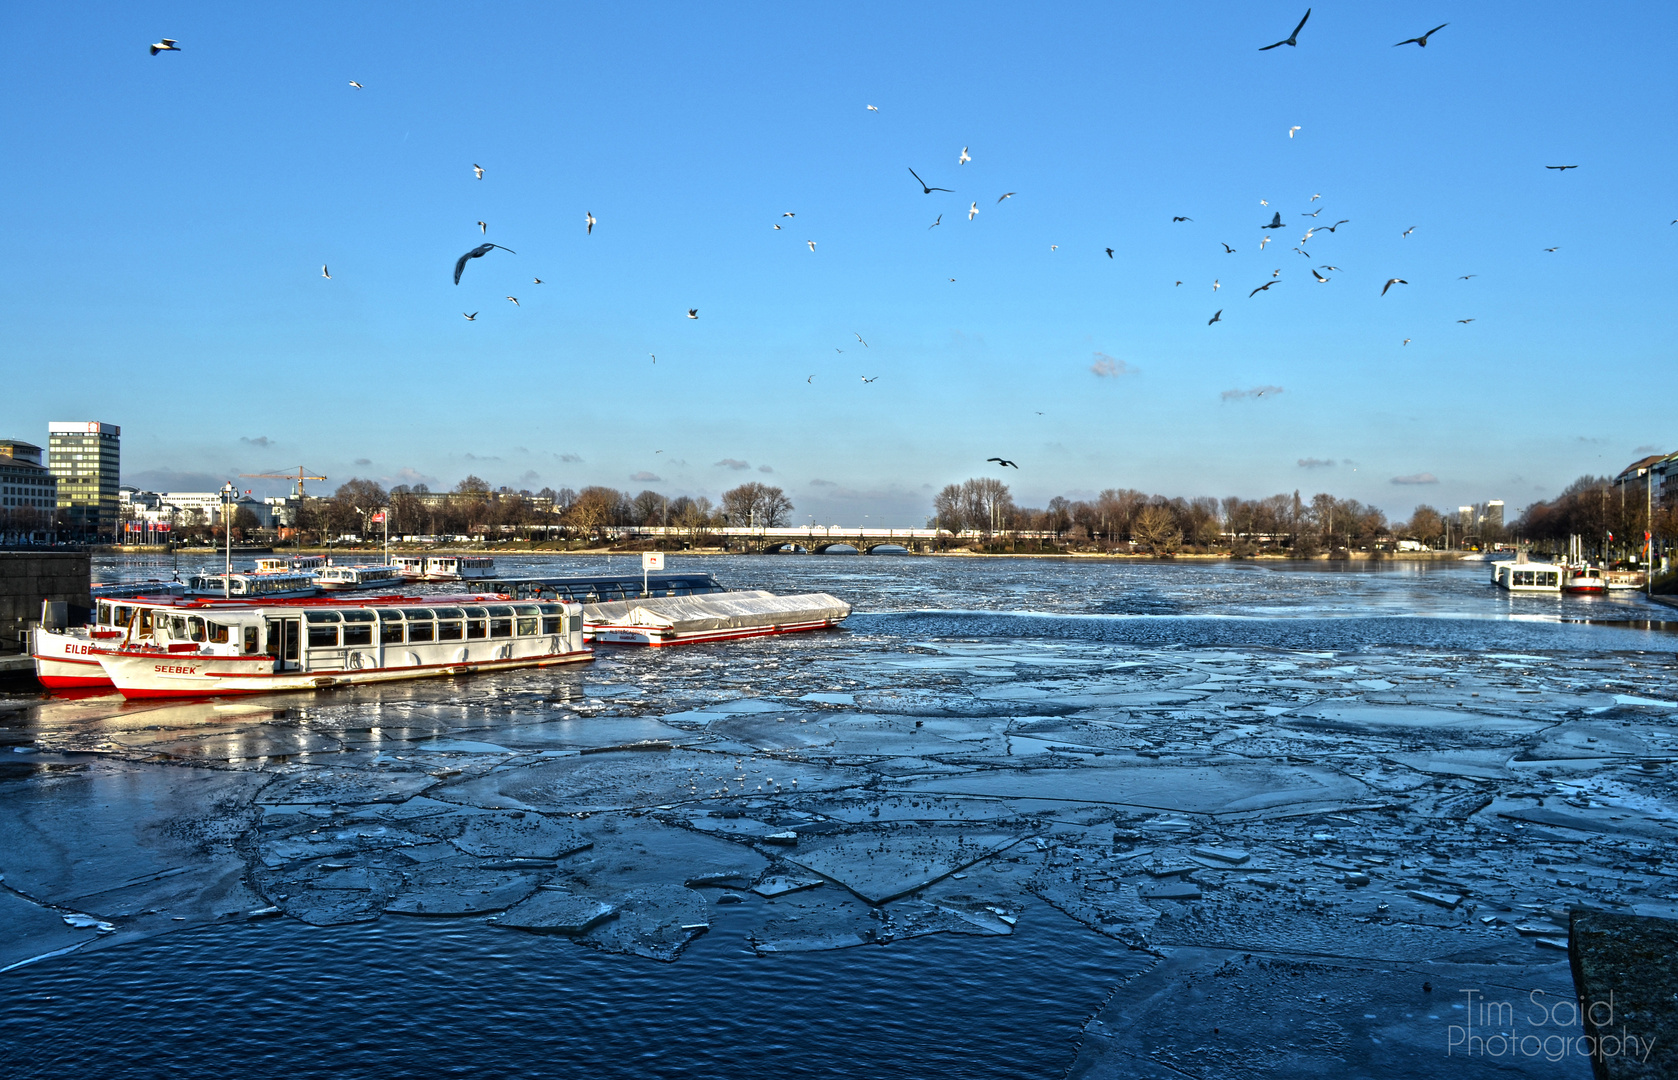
[48,421,121,540]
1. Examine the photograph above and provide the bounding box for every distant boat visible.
[1490,558,1563,592]
[184,571,318,598]
[315,564,409,592]
[1562,566,1608,594]
[421,555,496,582]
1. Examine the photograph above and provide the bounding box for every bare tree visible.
[1132,504,1182,555]
[722,482,793,527]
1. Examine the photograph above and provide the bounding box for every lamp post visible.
[220,481,235,598]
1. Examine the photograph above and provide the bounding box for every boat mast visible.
[222,481,234,599]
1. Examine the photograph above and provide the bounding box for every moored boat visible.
[1562,565,1608,594]
[94,596,589,699]
[389,555,427,579]
[255,555,326,574]
[584,590,851,646]
[423,555,496,582]
[184,571,318,598]
[315,564,409,591]
[1490,558,1563,592]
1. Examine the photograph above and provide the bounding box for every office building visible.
[48,421,121,540]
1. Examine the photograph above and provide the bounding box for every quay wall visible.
[0,551,91,654]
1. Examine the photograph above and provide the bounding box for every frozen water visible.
[6,554,1678,1073]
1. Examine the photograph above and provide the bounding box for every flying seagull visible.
[321,265,330,279]
[1310,193,1321,202]
[907,167,952,194]
[1259,236,1271,250]
[1250,281,1278,297]
[1106,248,1115,258]
[687,309,699,318]
[533,277,543,284]
[478,221,488,234]
[1289,126,1301,138]
[651,354,657,363]
[1261,212,1284,229]
[866,105,878,112]
[861,375,878,383]
[1260,199,1269,206]
[1208,309,1223,325]
[1403,226,1415,237]
[1259,8,1310,50]
[506,296,519,306]
[1395,23,1448,47]
[1402,338,1411,346]
[1172,216,1193,222]
[1311,268,1329,282]
[929,214,941,229]
[855,333,868,347]
[1220,242,1236,253]
[807,374,814,382]
[1050,244,1057,251]
[807,240,817,251]
[782,212,796,218]
[473,164,484,180]
[1319,265,1341,271]
[462,312,477,321]
[453,243,515,284]
[1542,246,1559,252]
[1303,208,1322,218]
[968,202,979,220]
[1545,165,1578,171]
[586,211,596,235]
[1381,278,1407,296]
[987,458,1019,469]
[150,38,180,55]
[1458,274,1477,279]
[1456,318,1474,323]
[959,147,971,165]
[1212,279,1220,291]
[1322,220,1350,232]
[349,81,363,89]
[997,192,1015,203]
[773,224,781,230]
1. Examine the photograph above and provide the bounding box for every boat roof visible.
[112,592,512,611]
[481,572,721,587]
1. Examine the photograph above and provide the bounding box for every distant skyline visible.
[3,3,1672,525]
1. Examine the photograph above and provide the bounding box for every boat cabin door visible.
[267,617,301,672]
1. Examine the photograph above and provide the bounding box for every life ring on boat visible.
[347,651,365,670]
[454,647,470,663]
[495,643,512,660]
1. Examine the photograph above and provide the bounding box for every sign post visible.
[642,550,664,597]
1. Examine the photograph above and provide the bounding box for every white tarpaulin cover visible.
[583,591,851,634]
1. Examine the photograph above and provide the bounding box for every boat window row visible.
[299,604,568,647]
[487,574,724,602]
[158,612,262,653]
[1510,570,1560,587]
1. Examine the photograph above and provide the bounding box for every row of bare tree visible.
[1515,475,1677,560]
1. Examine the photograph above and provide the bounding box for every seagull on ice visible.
[321,265,330,279]
[473,164,484,179]
[462,312,477,320]
[686,309,699,319]
[506,296,519,305]
[586,212,596,235]
[1395,23,1448,47]
[908,168,952,194]
[1208,309,1223,325]
[1259,8,1310,50]
[349,81,363,89]
[1289,126,1301,138]
[150,38,180,55]
[987,458,1019,469]
[1381,278,1408,296]
[969,202,979,220]
[452,243,515,284]
[959,146,971,165]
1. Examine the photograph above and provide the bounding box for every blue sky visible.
[2,2,1672,525]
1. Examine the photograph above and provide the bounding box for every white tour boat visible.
[1490,558,1563,593]
[94,596,590,699]
[32,593,182,689]
[423,555,496,582]
[1562,565,1609,595]
[389,555,428,579]
[584,590,851,647]
[255,555,327,574]
[315,564,410,591]
[184,570,319,598]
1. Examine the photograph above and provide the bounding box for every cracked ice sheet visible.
[783,829,1029,904]
[904,761,1370,817]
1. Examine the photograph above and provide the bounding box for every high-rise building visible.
[0,440,59,533]
[1458,506,1474,530]
[1482,500,1504,531]
[48,421,121,540]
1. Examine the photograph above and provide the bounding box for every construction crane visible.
[240,467,327,499]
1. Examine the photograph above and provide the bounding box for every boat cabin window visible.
[243,626,259,654]
[514,605,540,636]
[487,605,513,638]
[341,611,375,647]
[463,606,487,639]
[434,607,464,641]
[306,610,341,648]
[539,603,564,635]
[406,610,435,641]
[376,609,404,644]
[137,609,154,634]
[207,621,230,645]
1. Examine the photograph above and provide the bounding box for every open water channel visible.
[3,555,1676,1078]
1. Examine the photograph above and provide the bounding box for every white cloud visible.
[1297,458,1335,469]
[1221,385,1284,401]
[715,458,750,470]
[1090,352,1138,378]
[1390,472,1439,485]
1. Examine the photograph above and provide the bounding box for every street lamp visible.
[220,481,236,597]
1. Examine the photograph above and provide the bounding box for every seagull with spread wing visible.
[1394,23,1448,47]
[987,457,1019,469]
[453,243,515,284]
[1259,9,1310,50]
[908,167,952,194]
[150,38,180,55]
[1381,278,1408,296]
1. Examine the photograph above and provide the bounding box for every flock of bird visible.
[142,20,1628,480]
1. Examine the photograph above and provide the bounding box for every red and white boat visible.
[93,595,589,699]
[32,592,189,689]
[1562,565,1609,594]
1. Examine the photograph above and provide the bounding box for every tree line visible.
[1514,474,1677,561]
